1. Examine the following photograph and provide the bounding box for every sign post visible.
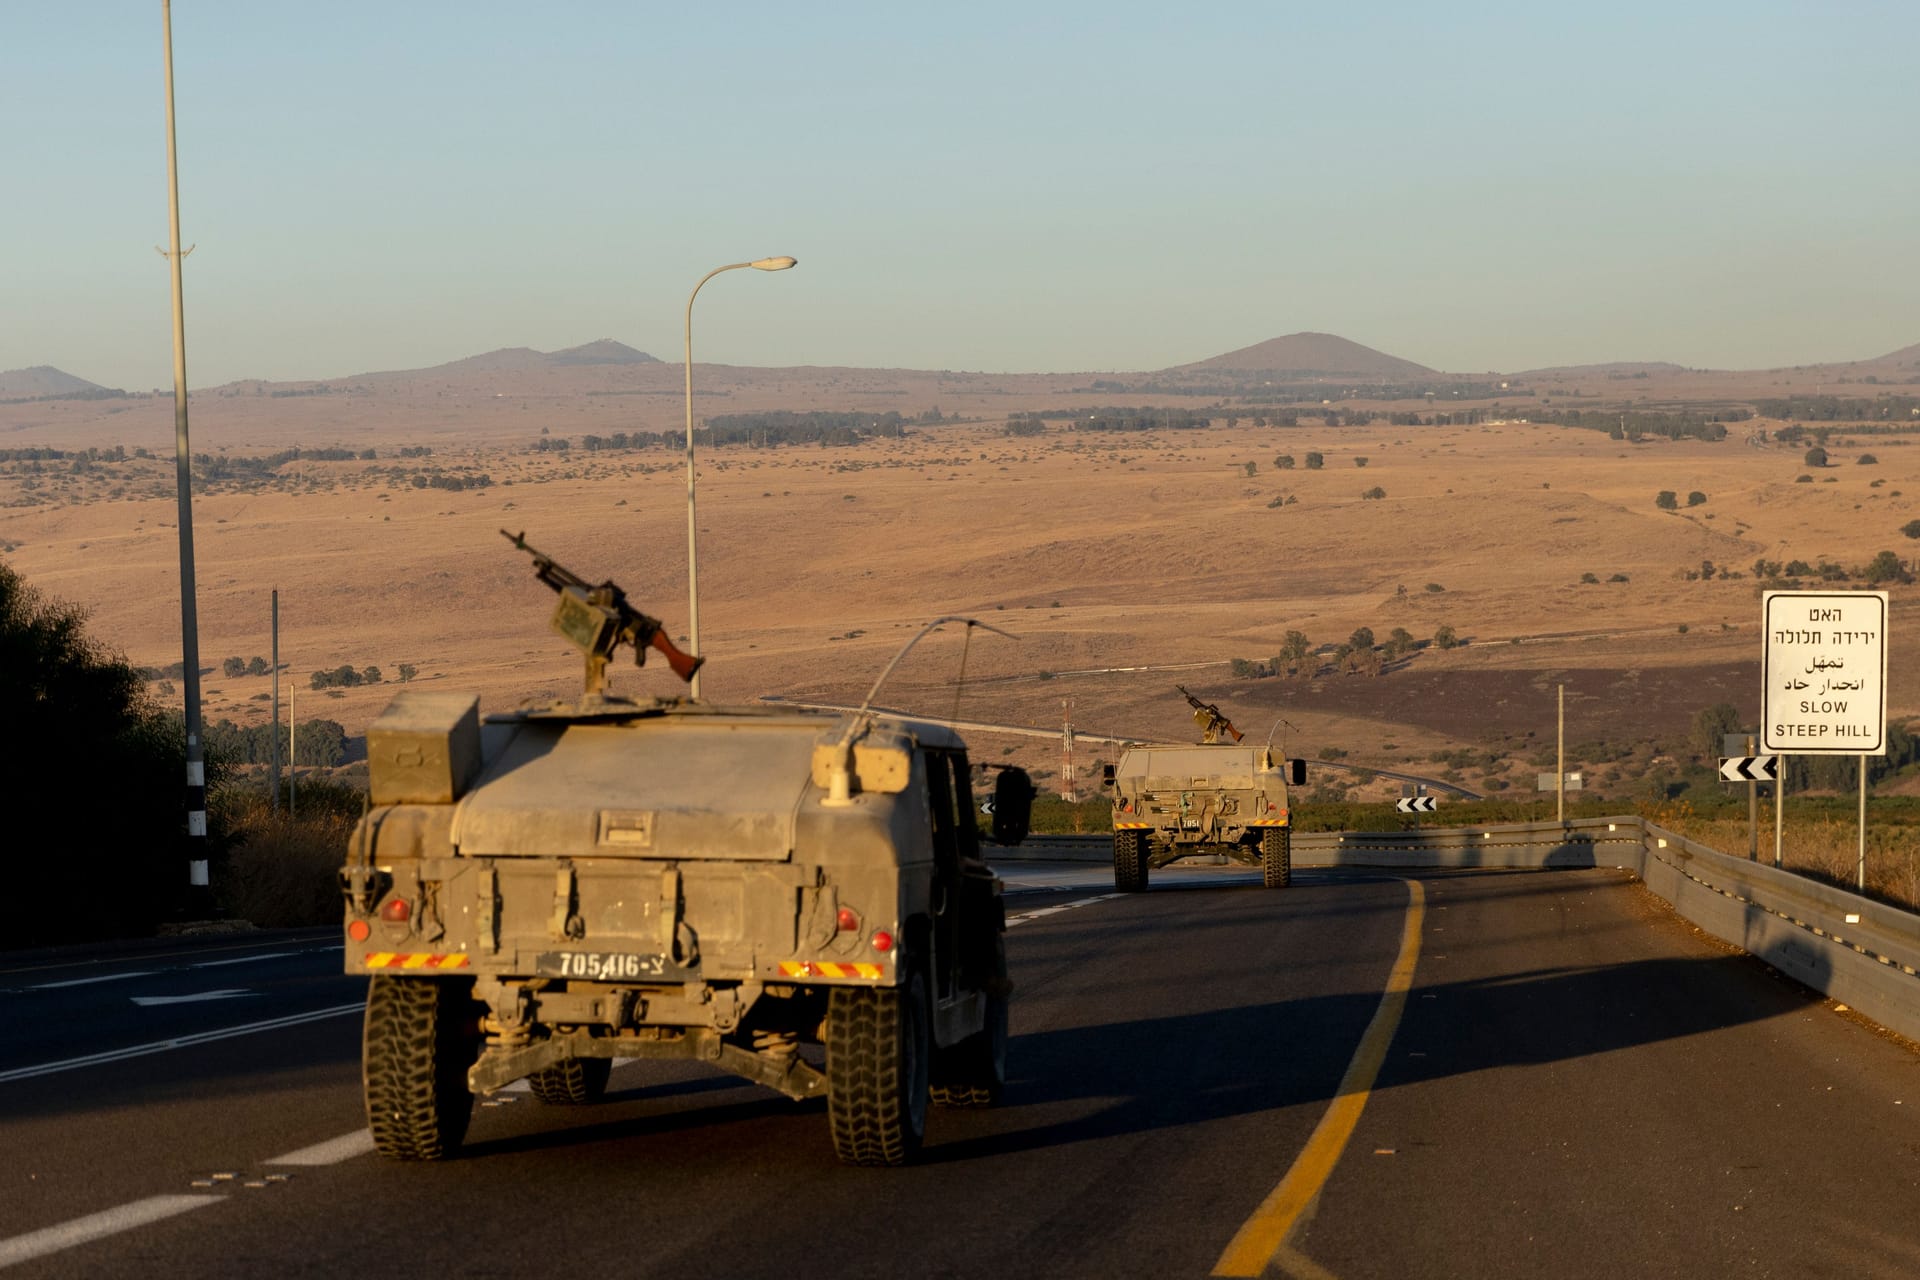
[1763,590,1888,889]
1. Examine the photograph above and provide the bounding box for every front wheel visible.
[827,969,931,1166]
[363,975,480,1161]
[526,1056,611,1105]
[1261,827,1292,889]
[933,934,1009,1109]
[1114,830,1149,893]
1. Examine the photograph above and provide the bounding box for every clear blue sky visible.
[5,2,1916,389]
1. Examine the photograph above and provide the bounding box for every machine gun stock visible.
[501,529,704,693]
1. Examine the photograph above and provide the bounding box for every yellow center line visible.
[1212,878,1426,1278]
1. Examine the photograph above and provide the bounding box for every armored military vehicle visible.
[1101,688,1306,892]
[340,534,1023,1166]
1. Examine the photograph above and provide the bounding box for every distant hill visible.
[547,339,660,366]
[0,365,114,400]
[1168,332,1436,379]
[1866,342,1920,367]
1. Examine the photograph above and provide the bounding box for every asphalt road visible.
[3,865,1918,1279]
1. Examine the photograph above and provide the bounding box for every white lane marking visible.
[0,1194,221,1269]
[191,951,299,969]
[129,989,255,1008]
[1006,894,1123,927]
[265,1130,376,1166]
[0,1002,364,1085]
[22,971,160,991]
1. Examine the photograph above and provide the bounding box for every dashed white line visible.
[0,1195,221,1269]
[23,970,159,991]
[265,1130,377,1166]
[1006,894,1123,927]
[191,951,299,969]
[0,1002,364,1084]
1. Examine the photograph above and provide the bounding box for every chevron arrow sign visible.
[1719,756,1778,783]
[1396,796,1437,813]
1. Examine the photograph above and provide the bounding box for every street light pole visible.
[682,255,796,699]
[160,0,209,903]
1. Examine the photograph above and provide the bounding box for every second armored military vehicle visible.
[340,535,1023,1167]
[1101,688,1306,892]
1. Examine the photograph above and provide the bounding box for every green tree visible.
[1274,454,1295,470]
[1655,491,1678,510]
[1384,627,1415,658]
[0,562,185,942]
[1804,446,1828,467]
[1686,491,1707,507]
[1348,626,1375,653]
[1361,486,1386,499]
[1354,456,1369,468]
[1689,701,1744,765]
[1305,452,1325,470]
[1865,550,1910,584]
[222,656,247,678]
[1243,461,1257,477]
[397,663,418,682]
[1902,520,1920,540]
[1276,630,1313,677]
[246,655,269,676]
[1433,623,1458,650]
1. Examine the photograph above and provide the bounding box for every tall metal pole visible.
[1746,734,1758,860]
[1858,754,1868,892]
[269,589,280,815]
[681,256,796,701]
[1555,684,1564,825]
[160,0,208,900]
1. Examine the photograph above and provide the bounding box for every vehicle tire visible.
[363,975,479,1161]
[1261,827,1292,889]
[526,1055,611,1105]
[932,935,1008,1109]
[1114,830,1149,893]
[826,968,931,1166]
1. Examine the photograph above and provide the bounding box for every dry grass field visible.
[3,354,1916,806]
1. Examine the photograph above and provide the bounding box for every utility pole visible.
[159,0,208,903]
[1061,697,1076,802]
[270,589,280,815]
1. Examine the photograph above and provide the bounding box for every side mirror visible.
[1289,759,1307,785]
[991,766,1035,846]
[1100,763,1116,788]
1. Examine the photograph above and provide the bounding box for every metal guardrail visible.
[997,818,1920,1043]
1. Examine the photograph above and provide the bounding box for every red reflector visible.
[347,919,371,942]
[378,898,411,923]
[835,907,860,932]
[870,930,894,954]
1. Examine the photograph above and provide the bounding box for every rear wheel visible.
[1261,827,1292,889]
[827,969,931,1166]
[526,1055,611,1105]
[363,975,479,1161]
[1114,830,1149,892]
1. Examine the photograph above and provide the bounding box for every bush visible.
[1354,456,1369,468]
[1433,624,1458,650]
[1805,446,1828,467]
[217,783,361,926]
[1858,454,1878,465]
[1655,491,1678,510]
[1903,520,1920,540]
[1686,491,1707,507]
[1361,486,1386,500]
[1305,452,1325,470]
[1274,454,1295,469]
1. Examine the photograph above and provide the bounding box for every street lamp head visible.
[750,256,798,271]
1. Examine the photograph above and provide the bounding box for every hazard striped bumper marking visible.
[363,952,471,970]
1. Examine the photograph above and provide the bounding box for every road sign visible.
[1763,590,1889,755]
[1536,772,1583,791]
[1719,756,1778,783]
[1396,796,1436,813]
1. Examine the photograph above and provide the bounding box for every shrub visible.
[1433,624,1458,650]
[1686,491,1706,507]
[1305,452,1325,470]
[1354,456,1369,468]
[1903,520,1920,540]
[1858,454,1879,465]
[1275,454,1295,469]
[1580,572,1600,584]
[1361,486,1386,500]
[1243,461,1257,477]
[1656,491,1678,510]
[1805,446,1828,467]
[1424,582,1445,593]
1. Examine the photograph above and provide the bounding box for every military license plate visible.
[535,951,674,981]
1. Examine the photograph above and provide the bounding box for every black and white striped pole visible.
[160,0,209,904]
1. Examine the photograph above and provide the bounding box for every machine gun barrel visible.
[1176,684,1244,743]
[501,529,704,686]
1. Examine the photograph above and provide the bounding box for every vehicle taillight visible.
[835,907,860,932]
[347,919,371,942]
[379,897,411,924]
[870,930,894,954]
